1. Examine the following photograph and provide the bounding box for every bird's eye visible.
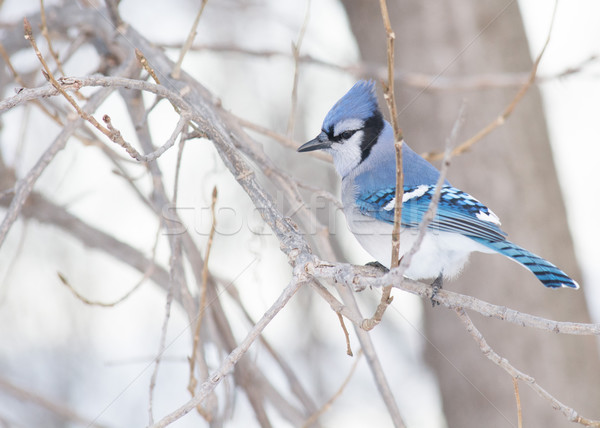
[340,130,356,140]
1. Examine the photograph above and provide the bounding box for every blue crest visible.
[322,80,379,132]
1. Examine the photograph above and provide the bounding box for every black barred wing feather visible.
[356,185,507,242]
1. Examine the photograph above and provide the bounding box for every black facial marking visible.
[323,111,384,162]
[359,111,384,162]
[327,127,358,143]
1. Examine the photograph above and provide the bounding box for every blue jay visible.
[298,80,579,298]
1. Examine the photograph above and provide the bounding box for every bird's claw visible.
[430,274,443,307]
[365,261,389,273]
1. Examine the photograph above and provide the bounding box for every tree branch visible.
[149,276,306,428]
[455,308,600,427]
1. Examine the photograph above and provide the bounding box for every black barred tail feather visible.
[472,238,579,289]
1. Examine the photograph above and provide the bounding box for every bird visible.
[297,80,579,302]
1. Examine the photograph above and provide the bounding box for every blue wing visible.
[357,185,507,242]
[357,185,579,289]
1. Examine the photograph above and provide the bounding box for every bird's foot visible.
[430,274,443,307]
[365,261,389,273]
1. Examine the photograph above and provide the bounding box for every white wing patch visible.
[476,209,501,225]
[383,184,429,211]
[403,185,430,202]
[383,198,395,211]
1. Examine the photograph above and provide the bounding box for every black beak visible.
[297,132,331,152]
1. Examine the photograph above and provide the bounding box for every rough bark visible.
[340,0,600,426]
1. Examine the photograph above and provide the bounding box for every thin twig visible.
[513,377,523,428]
[163,42,599,90]
[301,349,363,428]
[23,20,178,163]
[235,114,331,162]
[39,0,66,77]
[55,219,163,308]
[172,125,189,205]
[428,0,559,161]
[337,312,353,356]
[104,113,188,162]
[0,42,27,87]
[136,48,161,84]
[378,0,403,266]
[0,376,110,428]
[361,0,405,334]
[362,101,460,324]
[57,267,154,307]
[148,237,181,425]
[455,308,600,427]
[187,186,218,420]
[308,280,363,327]
[286,0,311,137]
[171,0,209,79]
[23,18,101,130]
[0,81,117,249]
[222,276,320,416]
[396,104,464,305]
[149,276,305,428]
[0,41,63,124]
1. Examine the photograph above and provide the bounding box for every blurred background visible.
[0,1,599,427]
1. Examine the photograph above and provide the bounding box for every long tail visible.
[471,238,579,289]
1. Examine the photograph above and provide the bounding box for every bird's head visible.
[298,80,385,178]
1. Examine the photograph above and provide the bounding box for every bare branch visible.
[0,84,115,248]
[39,0,66,77]
[0,41,63,124]
[301,349,363,427]
[428,0,558,161]
[136,48,161,84]
[0,376,110,428]
[57,267,153,307]
[361,0,405,341]
[395,104,464,301]
[149,276,306,428]
[307,261,600,335]
[187,187,218,420]
[235,113,331,162]
[286,0,311,137]
[223,278,320,417]
[513,377,523,428]
[455,308,600,427]
[165,43,598,91]
[104,0,124,28]
[171,0,209,79]
[148,236,180,425]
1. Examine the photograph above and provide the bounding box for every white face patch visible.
[383,185,430,211]
[327,130,364,178]
[333,118,364,137]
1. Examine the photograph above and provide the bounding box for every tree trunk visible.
[341,1,600,426]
